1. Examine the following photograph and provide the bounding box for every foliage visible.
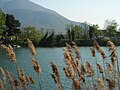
[18,26,40,45]
[0,9,5,35]
[104,20,118,38]
[4,14,21,36]
[66,24,83,42]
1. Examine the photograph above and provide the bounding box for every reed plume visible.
[63,48,72,69]
[106,63,111,76]
[93,39,101,52]
[107,41,119,89]
[2,44,16,62]
[86,62,94,77]
[18,67,26,90]
[96,78,106,90]
[72,42,80,60]
[50,62,63,90]
[51,74,58,83]
[106,78,115,90]
[25,76,31,84]
[0,67,6,82]
[90,47,96,57]
[107,41,117,67]
[93,40,107,59]
[81,64,86,75]
[0,80,4,90]
[63,68,70,78]
[7,71,14,90]
[99,48,107,59]
[32,58,41,76]
[50,62,59,77]
[73,78,81,90]
[27,38,37,56]
[97,63,103,73]
[14,79,19,88]
[78,74,85,83]
[29,77,35,84]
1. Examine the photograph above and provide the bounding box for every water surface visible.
[0,46,120,90]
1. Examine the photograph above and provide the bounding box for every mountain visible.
[0,0,85,32]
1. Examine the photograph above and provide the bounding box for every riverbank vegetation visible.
[0,9,120,47]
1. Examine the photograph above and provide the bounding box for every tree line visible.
[0,9,120,47]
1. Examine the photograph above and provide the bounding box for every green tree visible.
[0,9,6,36]
[83,21,89,40]
[5,14,21,36]
[18,26,40,45]
[66,24,83,42]
[89,24,102,39]
[104,20,118,39]
[74,25,83,39]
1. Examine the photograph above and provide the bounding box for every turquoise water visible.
[0,47,120,90]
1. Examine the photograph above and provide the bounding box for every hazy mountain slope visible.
[0,0,84,32]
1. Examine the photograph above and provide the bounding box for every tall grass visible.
[0,39,120,90]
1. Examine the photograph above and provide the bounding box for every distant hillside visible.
[0,0,85,32]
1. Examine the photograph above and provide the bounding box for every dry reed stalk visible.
[93,39,101,52]
[73,78,81,90]
[32,58,41,76]
[86,62,95,89]
[29,77,34,84]
[7,71,14,90]
[63,48,73,69]
[93,39,107,59]
[96,78,106,90]
[97,63,105,80]
[90,47,96,57]
[25,76,31,84]
[50,62,60,77]
[0,80,4,90]
[51,74,58,83]
[50,62,63,90]
[87,84,90,90]
[27,38,37,56]
[0,67,6,82]
[18,68,26,90]
[99,48,107,59]
[97,63,103,73]
[72,42,81,60]
[63,47,77,77]
[0,44,6,49]
[107,41,117,68]
[86,62,94,77]
[107,41,119,89]
[76,58,79,67]
[14,79,19,89]
[81,64,86,76]
[93,40,107,79]
[106,63,111,77]
[90,47,100,78]
[63,68,70,78]
[32,58,42,90]
[106,78,116,90]
[64,43,80,75]
[2,44,16,62]
[78,74,85,83]
[93,84,98,90]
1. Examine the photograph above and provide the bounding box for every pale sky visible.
[30,0,120,29]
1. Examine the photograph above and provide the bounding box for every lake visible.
[0,46,120,90]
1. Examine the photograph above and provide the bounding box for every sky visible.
[30,0,120,29]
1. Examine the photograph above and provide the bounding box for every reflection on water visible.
[0,47,120,90]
